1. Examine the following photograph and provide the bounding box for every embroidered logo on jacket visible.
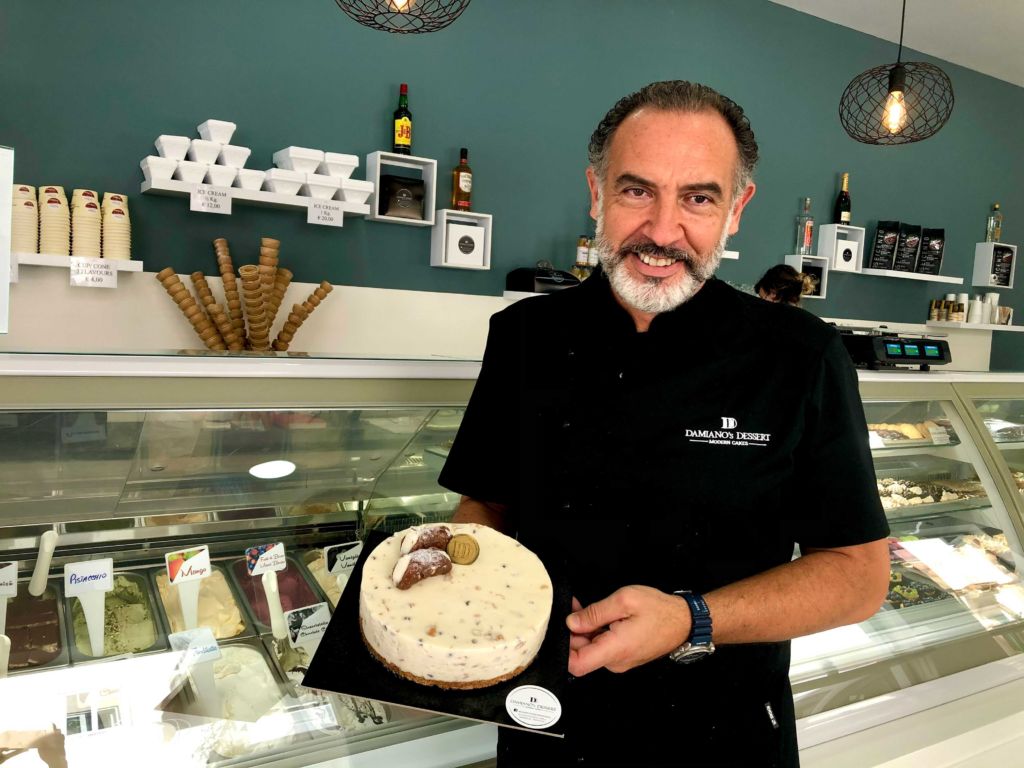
[685,417,771,447]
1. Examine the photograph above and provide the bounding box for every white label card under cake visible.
[928,426,951,445]
[307,200,343,227]
[324,542,362,575]
[169,627,221,666]
[244,542,287,576]
[506,685,562,729]
[69,257,117,289]
[64,558,114,597]
[190,184,232,215]
[0,561,17,597]
[286,602,331,650]
[868,431,886,450]
[165,546,212,585]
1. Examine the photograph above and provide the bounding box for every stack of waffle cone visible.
[239,264,271,351]
[266,267,293,329]
[213,239,245,339]
[273,281,332,351]
[156,267,227,351]
[258,237,279,312]
[189,271,230,350]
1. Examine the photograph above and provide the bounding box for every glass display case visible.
[5,356,1024,767]
[794,377,1024,750]
[0,353,487,768]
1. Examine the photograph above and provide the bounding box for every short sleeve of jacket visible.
[438,308,522,507]
[788,333,890,548]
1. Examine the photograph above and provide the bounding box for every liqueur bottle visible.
[392,83,412,155]
[832,172,851,224]
[795,197,814,256]
[451,148,473,210]
[572,236,590,280]
[986,203,1003,242]
[585,235,600,278]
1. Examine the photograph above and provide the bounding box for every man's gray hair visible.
[588,80,759,198]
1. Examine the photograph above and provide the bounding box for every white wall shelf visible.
[15,252,142,271]
[818,224,865,274]
[365,151,437,227]
[972,242,1017,289]
[140,179,371,217]
[430,209,492,270]
[858,268,963,285]
[784,254,829,299]
[926,321,1024,333]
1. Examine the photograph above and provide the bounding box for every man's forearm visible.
[706,540,889,645]
[451,495,512,533]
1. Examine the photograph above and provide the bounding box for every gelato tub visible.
[68,571,165,660]
[230,557,321,632]
[302,549,344,608]
[153,565,250,640]
[6,578,69,672]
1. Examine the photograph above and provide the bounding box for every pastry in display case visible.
[793,386,1024,755]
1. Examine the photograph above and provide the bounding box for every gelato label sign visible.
[286,602,331,650]
[169,627,221,666]
[244,542,287,576]
[64,557,114,597]
[0,561,17,597]
[325,541,362,576]
[165,545,212,585]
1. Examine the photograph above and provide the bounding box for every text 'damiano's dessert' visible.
[359,524,552,689]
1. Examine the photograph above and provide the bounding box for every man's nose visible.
[645,196,683,247]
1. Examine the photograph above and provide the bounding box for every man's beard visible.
[594,209,732,315]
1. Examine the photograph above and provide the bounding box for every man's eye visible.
[690,194,712,205]
[623,187,649,198]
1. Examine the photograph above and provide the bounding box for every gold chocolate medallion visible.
[447,534,480,565]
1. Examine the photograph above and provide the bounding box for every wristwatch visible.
[668,590,715,664]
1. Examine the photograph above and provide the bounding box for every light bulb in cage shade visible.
[883,91,907,134]
[249,460,296,480]
[882,65,908,134]
[334,0,471,34]
[389,0,412,11]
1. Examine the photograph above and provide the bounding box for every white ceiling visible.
[770,0,1024,88]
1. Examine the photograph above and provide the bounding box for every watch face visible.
[669,642,715,664]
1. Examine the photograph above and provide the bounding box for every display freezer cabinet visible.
[0,353,496,768]
[795,373,1024,756]
[5,355,1024,767]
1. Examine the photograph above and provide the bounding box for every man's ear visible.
[727,182,756,236]
[586,166,601,221]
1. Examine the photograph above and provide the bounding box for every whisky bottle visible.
[585,236,599,278]
[986,203,1003,242]
[832,173,851,224]
[392,83,412,155]
[451,148,473,210]
[795,197,814,255]
[572,236,590,280]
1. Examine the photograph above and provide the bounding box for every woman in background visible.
[754,264,816,306]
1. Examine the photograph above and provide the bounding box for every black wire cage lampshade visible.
[838,0,954,145]
[334,0,472,34]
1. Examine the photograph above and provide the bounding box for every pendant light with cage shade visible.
[334,0,472,34]
[838,0,954,145]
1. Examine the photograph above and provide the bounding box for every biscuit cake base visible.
[358,523,552,689]
[360,618,533,690]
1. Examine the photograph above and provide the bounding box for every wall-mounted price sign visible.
[307,200,344,227]
[190,184,232,215]
[70,257,117,289]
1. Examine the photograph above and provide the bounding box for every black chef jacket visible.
[439,268,889,768]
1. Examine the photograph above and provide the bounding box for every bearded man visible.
[439,80,889,768]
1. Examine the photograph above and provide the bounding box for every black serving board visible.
[303,529,571,736]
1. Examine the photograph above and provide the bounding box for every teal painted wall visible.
[2,1,1023,365]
